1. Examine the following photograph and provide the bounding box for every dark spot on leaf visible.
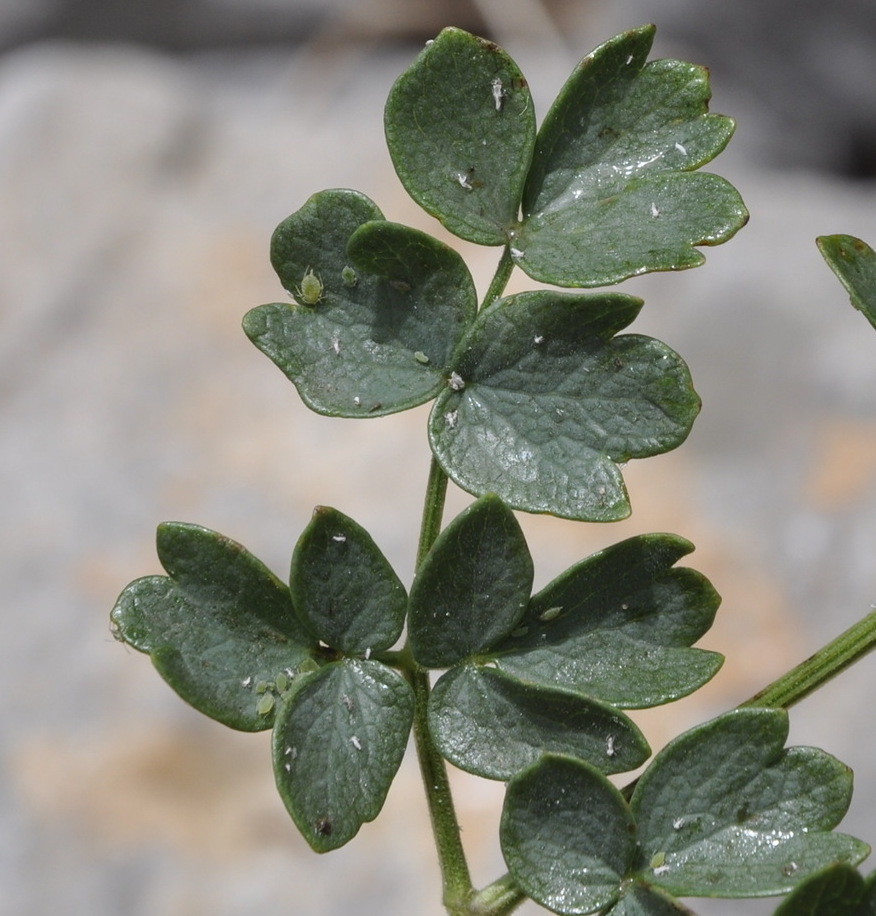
[315,817,333,836]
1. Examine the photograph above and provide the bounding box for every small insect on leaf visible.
[315,817,333,837]
[296,267,324,306]
[256,693,275,716]
[341,265,358,288]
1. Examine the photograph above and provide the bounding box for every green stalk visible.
[406,250,519,915]
[408,455,472,911]
[741,607,876,709]
[480,246,515,311]
[467,873,528,916]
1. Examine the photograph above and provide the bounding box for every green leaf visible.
[429,664,650,780]
[631,708,869,898]
[492,533,722,707]
[501,754,636,914]
[290,506,407,655]
[818,235,876,331]
[110,523,317,731]
[429,291,700,521]
[772,862,866,916]
[610,883,699,915]
[408,495,533,668]
[243,189,476,417]
[272,658,414,852]
[515,25,747,287]
[385,27,536,245]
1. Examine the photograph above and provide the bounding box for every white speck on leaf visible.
[650,201,660,218]
[534,335,545,345]
[448,372,465,391]
[457,171,473,191]
[675,141,687,154]
[445,410,458,429]
[606,735,617,758]
[510,247,524,259]
[332,534,347,543]
[491,76,506,111]
[350,735,363,751]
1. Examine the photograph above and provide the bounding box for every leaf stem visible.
[406,248,522,915]
[467,873,528,916]
[480,246,515,311]
[416,455,449,569]
[740,607,876,710]
[407,664,474,912]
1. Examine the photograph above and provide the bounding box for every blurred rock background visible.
[1,1,875,914]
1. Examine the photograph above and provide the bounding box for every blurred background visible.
[2,1,875,914]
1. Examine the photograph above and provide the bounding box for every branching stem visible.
[404,250,525,916]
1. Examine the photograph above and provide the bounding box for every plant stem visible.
[468,873,528,916]
[740,606,876,710]
[480,246,515,311]
[417,455,449,570]
[408,664,474,912]
[407,250,520,916]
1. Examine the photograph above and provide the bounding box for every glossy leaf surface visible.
[516,25,746,287]
[493,534,722,707]
[243,189,476,417]
[110,523,316,731]
[273,658,414,852]
[429,664,650,780]
[610,884,698,915]
[818,235,876,330]
[290,506,406,655]
[385,27,535,245]
[501,754,636,914]
[631,708,869,898]
[429,292,700,521]
[408,495,533,667]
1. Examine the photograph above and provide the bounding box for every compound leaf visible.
[110,522,316,731]
[818,235,876,330]
[273,658,414,852]
[429,664,650,780]
[515,25,747,287]
[243,189,476,417]
[492,533,722,707]
[501,754,636,914]
[290,506,406,655]
[385,27,535,245]
[429,291,700,521]
[408,495,533,668]
[631,708,869,898]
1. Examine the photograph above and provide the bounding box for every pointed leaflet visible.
[290,506,406,655]
[492,533,722,708]
[273,658,414,852]
[110,523,316,731]
[429,291,700,521]
[243,189,476,417]
[515,25,747,287]
[501,754,636,915]
[631,708,869,898]
[408,495,533,668]
[772,863,869,916]
[385,27,535,245]
[429,664,649,780]
[818,235,876,330]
